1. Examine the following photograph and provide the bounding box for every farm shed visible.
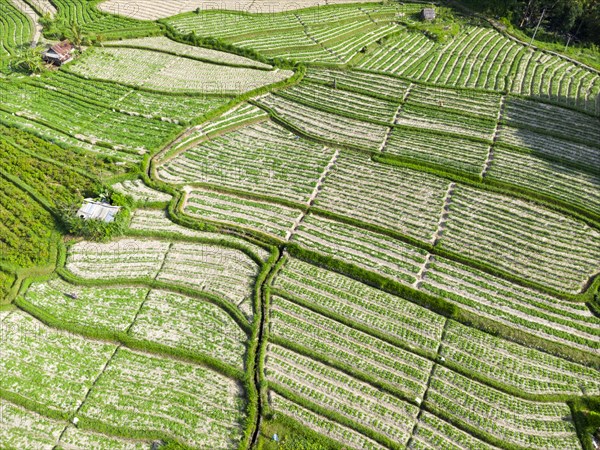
[76,199,120,223]
[421,8,436,21]
[42,40,74,66]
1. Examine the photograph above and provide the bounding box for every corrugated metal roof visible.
[76,200,121,223]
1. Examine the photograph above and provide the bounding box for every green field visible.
[0,1,599,449]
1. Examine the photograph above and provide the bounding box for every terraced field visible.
[0,1,599,450]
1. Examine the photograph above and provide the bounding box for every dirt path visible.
[10,0,42,46]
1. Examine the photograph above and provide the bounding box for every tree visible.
[68,22,84,50]
[14,46,45,74]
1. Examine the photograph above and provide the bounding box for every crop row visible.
[421,256,600,355]
[384,127,490,175]
[184,188,302,240]
[0,0,32,59]
[440,185,600,293]
[273,257,443,354]
[269,294,433,399]
[427,365,582,449]
[77,347,246,449]
[315,151,450,242]
[127,209,272,261]
[112,179,172,204]
[65,238,259,315]
[486,148,600,215]
[305,67,410,101]
[266,344,419,446]
[274,256,600,394]
[268,392,387,450]
[276,81,398,124]
[69,47,292,95]
[257,94,389,150]
[34,71,232,125]
[24,278,248,368]
[0,398,150,450]
[496,125,600,170]
[159,120,333,203]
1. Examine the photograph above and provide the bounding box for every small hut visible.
[76,199,120,223]
[421,8,436,21]
[42,40,75,66]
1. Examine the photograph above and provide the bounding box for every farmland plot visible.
[78,348,246,449]
[410,411,500,450]
[184,188,302,240]
[273,257,445,354]
[314,152,449,242]
[502,97,600,148]
[269,393,388,450]
[269,295,433,398]
[57,426,151,450]
[65,238,260,312]
[0,311,116,413]
[276,82,399,124]
[0,0,32,59]
[0,399,63,450]
[292,214,429,285]
[128,290,248,368]
[266,344,420,445]
[439,185,600,293]
[442,320,600,396]
[104,36,272,69]
[24,278,148,333]
[305,68,410,101]
[427,365,582,449]
[158,120,334,204]
[486,148,600,215]
[112,179,172,204]
[69,48,292,95]
[38,71,233,124]
[384,127,490,175]
[256,94,389,150]
[421,256,600,355]
[496,125,600,170]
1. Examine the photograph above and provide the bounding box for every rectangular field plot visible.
[292,214,428,286]
[269,295,432,399]
[104,36,272,69]
[502,98,600,148]
[65,238,260,312]
[439,185,600,293]
[315,152,449,242]
[384,127,490,174]
[266,344,419,445]
[426,366,582,450]
[31,71,232,124]
[0,311,116,413]
[128,290,247,369]
[486,148,600,215]
[441,320,600,396]
[410,411,499,450]
[273,257,445,354]
[269,393,387,450]
[276,82,399,124]
[184,188,302,240]
[127,209,270,260]
[496,125,600,170]
[396,104,497,141]
[305,68,410,101]
[78,348,246,449]
[69,48,292,95]
[24,278,147,333]
[421,256,600,356]
[158,120,334,203]
[256,95,389,150]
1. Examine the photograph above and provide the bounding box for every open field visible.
[0,1,599,449]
